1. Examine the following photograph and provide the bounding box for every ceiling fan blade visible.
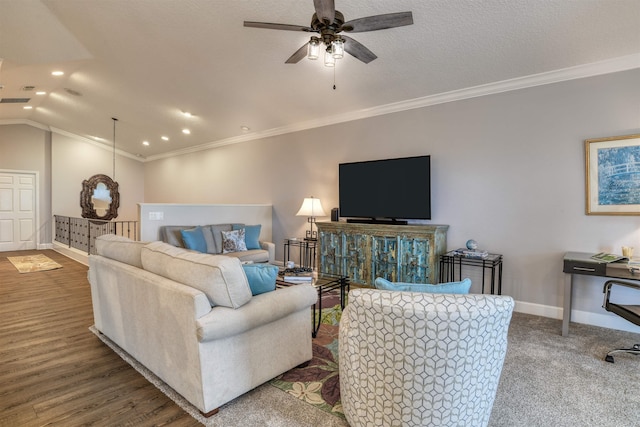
[341,35,377,64]
[285,42,309,64]
[313,0,335,24]
[244,21,312,32]
[342,12,413,33]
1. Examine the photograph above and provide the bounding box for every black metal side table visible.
[276,272,349,337]
[439,251,503,295]
[284,238,317,269]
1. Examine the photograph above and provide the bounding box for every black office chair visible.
[602,279,640,363]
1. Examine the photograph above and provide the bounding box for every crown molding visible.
[146,53,640,162]
[0,119,51,131]
[4,54,638,163]
[0,119,144,162]
[48,126,142,161]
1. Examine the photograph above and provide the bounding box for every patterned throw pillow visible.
[221,229,248,253]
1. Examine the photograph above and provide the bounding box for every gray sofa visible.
[159,223,275,263]
[88,234,316,415]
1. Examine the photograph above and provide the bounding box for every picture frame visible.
[585,134,640,215]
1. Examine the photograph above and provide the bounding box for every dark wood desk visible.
[563,252,640,336]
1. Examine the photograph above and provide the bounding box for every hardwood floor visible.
[0,250,199,427]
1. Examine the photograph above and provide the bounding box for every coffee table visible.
[276,272,349,337]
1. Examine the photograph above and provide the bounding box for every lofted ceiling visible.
[1,0,639,160]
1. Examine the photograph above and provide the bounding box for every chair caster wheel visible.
[605,354,615,363]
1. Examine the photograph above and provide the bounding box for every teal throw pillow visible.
[242,263,279,295]
[374,277,472,294]
[233,224,262,250]
[180,226,207,253]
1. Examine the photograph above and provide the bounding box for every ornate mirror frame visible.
[80,174,120,220]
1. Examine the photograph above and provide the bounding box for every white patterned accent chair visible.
[339,289,514,427]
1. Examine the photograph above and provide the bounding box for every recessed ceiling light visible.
[161,136,169,141]
[183,111,192,118]
[23,106,33,110]
[142,141,150,146]
[182,128,191,135]
[241,126,250,132]
[51,71,64,76]
[35,91,46,95]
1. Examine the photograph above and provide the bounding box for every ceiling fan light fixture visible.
[331,38,344,59]
[308,37,320,60]
[324,48,335,67]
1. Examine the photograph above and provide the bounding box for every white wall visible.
[138,203,272,242]
[144,69,640,331]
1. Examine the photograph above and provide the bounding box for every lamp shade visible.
[296,197,327,217]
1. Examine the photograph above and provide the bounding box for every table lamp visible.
[296,196,326,240]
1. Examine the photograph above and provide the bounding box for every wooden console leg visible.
[200,408,219,418]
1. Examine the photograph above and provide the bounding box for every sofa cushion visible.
[222,229,247,253]
[242,263,278,295]
[374,277,472,294]
[141,241,252,308]
[208,224,233,254]
[181,226,208,253]
[226,249,269,263]
[161,225,190,248]
[95,234,146,268]
[232,224,262,250]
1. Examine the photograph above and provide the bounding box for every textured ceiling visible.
[1,0,639,160]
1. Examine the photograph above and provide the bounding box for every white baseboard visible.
[52,241,89,266]
[38,243,54,250]
[515,300,640,334]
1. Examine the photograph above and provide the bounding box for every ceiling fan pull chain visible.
[333,63,337,90]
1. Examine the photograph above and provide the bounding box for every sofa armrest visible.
[260,241,276,263]
[196,284,317,342]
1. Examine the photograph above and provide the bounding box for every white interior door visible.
[0,172,37,251]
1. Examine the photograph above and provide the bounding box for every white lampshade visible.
[296,197,327,217]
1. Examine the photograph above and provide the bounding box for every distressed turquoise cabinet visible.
[317,222,448,287]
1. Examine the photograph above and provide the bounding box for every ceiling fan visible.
[243,0,413,65]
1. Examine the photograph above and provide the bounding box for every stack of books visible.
[451,248,489,259]
[628,258,640,273]
[282,272,314,283]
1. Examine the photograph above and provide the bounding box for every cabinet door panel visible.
[344,233,368,284]
[319,231,343,275]
[371,236,398,282]
[399,237,431,283]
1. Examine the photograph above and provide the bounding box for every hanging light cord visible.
[112,117,118,180]
[333,61,337,90]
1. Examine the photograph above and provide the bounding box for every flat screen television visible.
[339,155,431,223]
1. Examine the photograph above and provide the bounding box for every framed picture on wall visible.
[585,133,640,215]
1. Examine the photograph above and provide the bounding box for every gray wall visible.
[2,69,639,331]
[144,69,640,330]
[0,124,145,247]
[0,124,52,246]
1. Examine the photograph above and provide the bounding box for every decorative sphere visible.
[466,239,478,250]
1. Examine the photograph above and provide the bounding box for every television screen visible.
[339,155,431,221]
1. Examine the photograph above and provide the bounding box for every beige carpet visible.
[7,254,63,273]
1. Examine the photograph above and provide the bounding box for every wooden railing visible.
[54,215,138,255]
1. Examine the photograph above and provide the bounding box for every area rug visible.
[269,304,344,420]
[7,254,63,273]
